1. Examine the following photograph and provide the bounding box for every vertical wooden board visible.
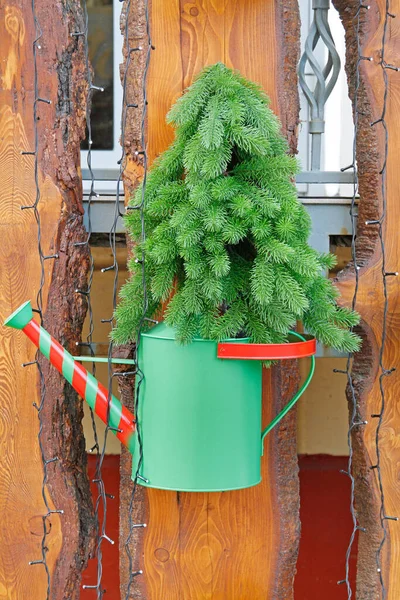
[0,51,61,600]
[225,0,279,111]
[120,0,301,598]
[361,5,400,596]
[334,0,400,597]
[125,0,299,600]
[180,0,229,88]
[147,0,183,164]
[0,1,94,598]
[143,491,181,596]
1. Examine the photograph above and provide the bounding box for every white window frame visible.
[81,0,123,194]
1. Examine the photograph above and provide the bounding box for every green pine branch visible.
[112,62,361,355]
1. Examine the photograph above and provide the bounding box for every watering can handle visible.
[260,331,316,447]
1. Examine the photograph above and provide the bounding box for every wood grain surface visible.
[334,0,400,598]
[120,1,301,598]
[0,1,94,598]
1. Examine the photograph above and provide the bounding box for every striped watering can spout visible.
[4,301,136,453]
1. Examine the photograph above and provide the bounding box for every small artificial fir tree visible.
[113,63,361,353]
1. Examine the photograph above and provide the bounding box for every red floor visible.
[83,454,356,598]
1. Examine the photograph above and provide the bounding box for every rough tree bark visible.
[0,1,95,598]
[334,1,400,598]
[118,1,302,598]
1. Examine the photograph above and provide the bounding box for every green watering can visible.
[5,301,316,492]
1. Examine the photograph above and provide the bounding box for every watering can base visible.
[133,475,262,493]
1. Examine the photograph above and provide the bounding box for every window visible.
[81,1,355,206]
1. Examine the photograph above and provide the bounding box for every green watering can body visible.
[133,323,263,492]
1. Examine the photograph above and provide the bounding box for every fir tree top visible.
[113,63,361,353]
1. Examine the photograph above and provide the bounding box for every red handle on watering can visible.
[217,333,316,360]
[217,331,317,447]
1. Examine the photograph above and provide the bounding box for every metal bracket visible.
[297,171,356,184]
[74,356,136,365]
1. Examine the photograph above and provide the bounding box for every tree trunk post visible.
[334,0,400,597]
[0,1,95,597]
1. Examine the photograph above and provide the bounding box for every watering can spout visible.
[4,301,136,453]
[4,300,33,329]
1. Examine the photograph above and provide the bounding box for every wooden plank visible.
[333,0,400,597]
[0,1,94,598]
[180,0,228,88]
[120,0,301,597]
[225,0,279,109]
[147,0,182,164]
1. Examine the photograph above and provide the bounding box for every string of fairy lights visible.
[114,0,154,596]
[368,1,398,594]
[69,0,111,597]
[336,1,398,597]
[80,0,153,596]
[20,0,152,595]
[20,0,63,596]
[335,1,367,596]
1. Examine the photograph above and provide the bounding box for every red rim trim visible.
[217,335,316,360]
